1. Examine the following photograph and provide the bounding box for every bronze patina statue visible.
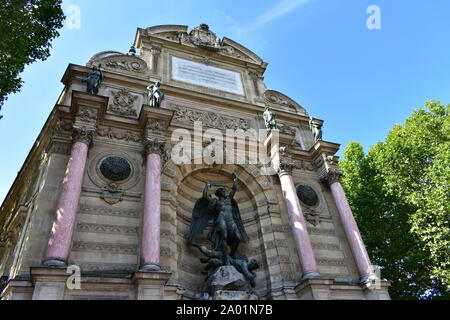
[309,116,323,142]
[187,170,258,286]
[82,65,103,95]
[263,106,278,130]
[147,81,164,108]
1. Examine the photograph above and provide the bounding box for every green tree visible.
[0,0,65,110]
[340,101,450,299]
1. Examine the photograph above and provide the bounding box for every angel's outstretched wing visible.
[231,199,249,243]
[186,197,215,245]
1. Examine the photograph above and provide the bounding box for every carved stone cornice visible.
[248,69,263,81]
[144,138,166,156]
[72,126,95,145]
[320,168,343,186]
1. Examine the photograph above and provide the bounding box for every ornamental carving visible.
[96,126,142,143]
[145,138,166,156]
[321,168,343,185]
[264,90,307,116]
[160,24,255,62]
[72,126,95,144]
[87,51,149,74]
[76,106,97,122]
[278,159,295,175]
[173,105,250,130]
[278,122,297,135]
[325,155,340,166]
[108,89,139,117]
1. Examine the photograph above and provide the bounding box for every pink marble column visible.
[43,129,93,267]
[278,165,320,279]
[326,169,374,281]
[140,139,165,271]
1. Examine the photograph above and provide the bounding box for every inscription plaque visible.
[171,56,244,95]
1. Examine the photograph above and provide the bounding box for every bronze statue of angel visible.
[187,170,249,267]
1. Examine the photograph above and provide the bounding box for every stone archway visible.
[160,162,285,299]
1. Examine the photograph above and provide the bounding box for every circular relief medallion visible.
[99,156,132,182]
[296,185,319,207]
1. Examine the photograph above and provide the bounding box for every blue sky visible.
[1,0,450,203]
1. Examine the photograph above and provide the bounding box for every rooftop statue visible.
[82,65,103,95]
[147,81,165,108]
[263,106,278,130]
[309,116,323,142]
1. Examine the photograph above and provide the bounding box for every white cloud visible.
[254,0,312,26]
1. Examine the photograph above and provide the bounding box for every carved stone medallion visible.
[296,185,319,207]
[99,156,132,182]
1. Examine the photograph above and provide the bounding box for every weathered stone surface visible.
[214,290,258,300]
[202,266,257,299]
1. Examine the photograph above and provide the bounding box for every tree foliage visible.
[340,101,450,299]
[0,0,65,109]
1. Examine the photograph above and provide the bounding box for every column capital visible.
[320,168,343,186]
[277,159,295,176]
[144,137,166,156]
[72,126,95,145]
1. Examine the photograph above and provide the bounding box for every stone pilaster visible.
[43,120,96,267]
[140,137,166,271]
[321,168,375,282]
[277,156,320,279]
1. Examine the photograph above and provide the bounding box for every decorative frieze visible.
[72,241,138,255]
[78,205,140,219]
[173,105,250,130]
[311,243,341,251]
[76,222,138,235]
[317,258,347,266]
[79,263,136,272]
[96,126,142,143]
[306,227,336,237]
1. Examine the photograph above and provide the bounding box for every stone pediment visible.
[145,24,263,65]
[86,51,149,74]
[264,89,308,116]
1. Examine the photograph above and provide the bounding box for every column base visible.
[42,259,67,268]
[30,267,70,300]
[133,270,171,300]
[359,273,378,284]
[294,278,334,300]
[139,263,161,272]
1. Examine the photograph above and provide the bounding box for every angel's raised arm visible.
[229,171,238,199]
[203,182,210,199]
